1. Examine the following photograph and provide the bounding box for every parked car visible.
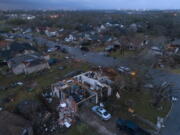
[98,52,109,57]
[0,60,7,66]
[60,47,68,53]
[117,66,131,73]
[55,45,61,50]
[92,105,111,120]
[116,118,151,135]
[80,46,89,52]
[47,48,57,53]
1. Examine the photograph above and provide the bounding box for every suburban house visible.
[170,39,180,55]
[45,28,59,37]
[166,39,180,61]
[0,42,37,61]
[151,46,163,56]
[1,42,50,75]
[8,53,50,75]
[172,40,180,61]
[51,71,113,127]
[171,39,180,48]
[0,41,10,49]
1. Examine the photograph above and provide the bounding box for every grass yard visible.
[171,68,180,74]
[106,90,171,129]
[62,122,99,135]
[91,46,105,52]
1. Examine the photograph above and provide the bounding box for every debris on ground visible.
[156,117,165,130]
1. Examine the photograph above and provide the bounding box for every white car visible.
[117,66,130,73]
[92,106,111,120]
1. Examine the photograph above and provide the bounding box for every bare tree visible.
[152,82,171,107]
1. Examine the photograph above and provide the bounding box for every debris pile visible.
[50,71,113,128]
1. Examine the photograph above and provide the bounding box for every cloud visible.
[0,0,180,10]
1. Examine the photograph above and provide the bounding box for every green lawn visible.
[122,91,170,122]
[63,123,99,135]
[91,46,105,52]
[106,90,171,129]
[171,68,180,74]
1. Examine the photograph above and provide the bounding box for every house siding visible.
[12,64,25,75]
[24,63,50,74]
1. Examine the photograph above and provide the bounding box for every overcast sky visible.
[0,0,179,10]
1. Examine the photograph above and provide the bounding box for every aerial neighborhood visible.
[0,9,180,135]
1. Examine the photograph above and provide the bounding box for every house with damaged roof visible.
[2,42,50,75]
[8,53,50,75]
[51,71,112,128]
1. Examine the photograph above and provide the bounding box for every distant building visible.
[171,39,180,48]
[49,14,59,19]
[27,15,36,20]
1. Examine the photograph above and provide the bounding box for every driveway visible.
[79,105,122,135]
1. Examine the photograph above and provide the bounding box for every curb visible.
[159,100,174,135]
[164,100,174,121]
